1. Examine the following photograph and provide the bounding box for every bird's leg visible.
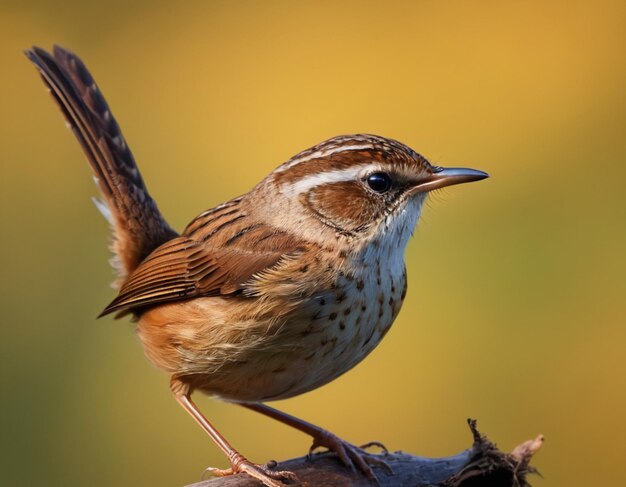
[242,403,393,482]
[170,378,298,487]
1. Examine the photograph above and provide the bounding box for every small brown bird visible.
[26,45,488,486]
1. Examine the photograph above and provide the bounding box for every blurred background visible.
[1,1,625,485]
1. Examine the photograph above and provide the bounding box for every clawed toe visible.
[360,440,389,454]
[260,464,299,484]
[308,431,394,482]
[360,452,394,476]
[203,458,299,486]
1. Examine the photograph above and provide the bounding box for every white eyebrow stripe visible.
[280,166,369,197]
[275,144,375,173]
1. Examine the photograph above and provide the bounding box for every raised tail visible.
[25,45,178,286]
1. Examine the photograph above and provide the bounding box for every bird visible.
[26,45,488,487]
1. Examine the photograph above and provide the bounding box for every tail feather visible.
[26,45,178,286]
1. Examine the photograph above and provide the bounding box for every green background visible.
[1,1,625,485]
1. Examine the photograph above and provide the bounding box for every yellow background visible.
[1,1,625,485]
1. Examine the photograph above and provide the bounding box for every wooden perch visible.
[186,420,543,487]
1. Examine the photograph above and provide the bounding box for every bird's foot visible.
[204,455,299,487]
[359,440,389,454]
[308,430,393,483]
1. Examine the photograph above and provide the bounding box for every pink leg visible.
[170,378,298,487]
[242,402,392,482]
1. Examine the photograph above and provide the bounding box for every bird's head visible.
[254,134,488,250]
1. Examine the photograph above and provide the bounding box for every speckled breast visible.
[244,257,408,402]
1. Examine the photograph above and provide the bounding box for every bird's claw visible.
[203,457,299,486]
[360,441,389,454]
[308,431,393,482]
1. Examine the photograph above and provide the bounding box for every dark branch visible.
[186,420,544,487]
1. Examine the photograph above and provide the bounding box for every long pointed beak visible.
[414,166,489,192]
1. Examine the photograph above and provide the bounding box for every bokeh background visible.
[1,1,625,486]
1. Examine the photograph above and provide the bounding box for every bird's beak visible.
[413,166,489,193]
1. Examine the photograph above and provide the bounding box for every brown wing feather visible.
[100,221,306,316]
[25,45,177,283]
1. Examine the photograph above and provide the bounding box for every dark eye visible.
[366,172,392,193]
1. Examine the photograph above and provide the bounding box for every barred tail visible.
[26,45,178,286]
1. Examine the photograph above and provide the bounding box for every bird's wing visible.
[100,223,306,316]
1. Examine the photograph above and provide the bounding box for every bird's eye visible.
[366,172,392,193]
